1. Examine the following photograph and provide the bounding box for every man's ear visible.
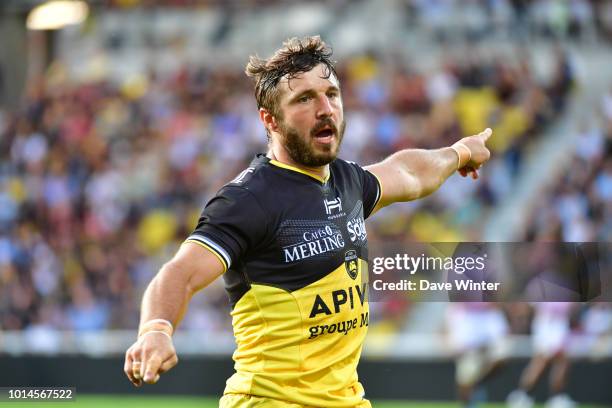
[259,108,279,133]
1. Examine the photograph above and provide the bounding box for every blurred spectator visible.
[405,0,606,43]
[525,109,611,243]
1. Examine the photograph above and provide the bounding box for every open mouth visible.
[311,120,338,146]
[314,128,335,138]
[312,128,335,145]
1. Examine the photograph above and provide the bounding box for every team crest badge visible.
[344,250,358,280]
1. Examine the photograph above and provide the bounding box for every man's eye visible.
[298,96,311,103]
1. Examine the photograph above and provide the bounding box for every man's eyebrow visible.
[289,89,316,101]
[290,85,341,100]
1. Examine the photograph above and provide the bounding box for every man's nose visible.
[315,95,333,118]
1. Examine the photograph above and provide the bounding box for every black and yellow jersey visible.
[186,154,381,407]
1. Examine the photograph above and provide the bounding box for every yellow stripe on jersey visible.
[224,258,370,407]
[269,159,330,183]
[184,239,228,273]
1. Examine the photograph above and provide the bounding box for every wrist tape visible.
[450,142,472,170]
[138,318,173,338]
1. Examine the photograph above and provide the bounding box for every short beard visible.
[278,119,345,167]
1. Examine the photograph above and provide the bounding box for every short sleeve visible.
[186,186,268,271]
[349,162,382,219]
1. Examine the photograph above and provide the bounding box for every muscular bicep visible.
[365,160,422,214]
[139,241,226,328]
[170,242,226,294]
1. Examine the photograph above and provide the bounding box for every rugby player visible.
[507,303,577,408]
[124,36,493,407]
[446,303,510,407]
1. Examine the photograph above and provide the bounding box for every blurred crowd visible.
[0,42,582,334]
[524,85,612,242]
[405,0,612,43]
[107,0,612,44]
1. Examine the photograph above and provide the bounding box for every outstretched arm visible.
[366,128,492,213]
[124,242,225,386]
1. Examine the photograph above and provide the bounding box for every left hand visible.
[455,128,492,179]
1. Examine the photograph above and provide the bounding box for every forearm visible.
[367,129,491,212]
[384,147,458,201]
[125,244,223,386]
[139,262,194,330]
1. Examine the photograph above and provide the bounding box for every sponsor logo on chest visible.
[283,225,345,263]
[323,196,346,220]
[279,197,367,263]
[346,215,367,242]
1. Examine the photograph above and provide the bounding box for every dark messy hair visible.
[245,36,337,118]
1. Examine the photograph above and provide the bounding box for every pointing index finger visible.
[480,128,492,142]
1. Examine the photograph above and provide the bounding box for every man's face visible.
[274,64,345,167]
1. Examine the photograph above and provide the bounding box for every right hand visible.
[124,331,179,387]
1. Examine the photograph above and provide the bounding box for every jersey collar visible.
[269,160,330,183]
[257,154,330,184]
